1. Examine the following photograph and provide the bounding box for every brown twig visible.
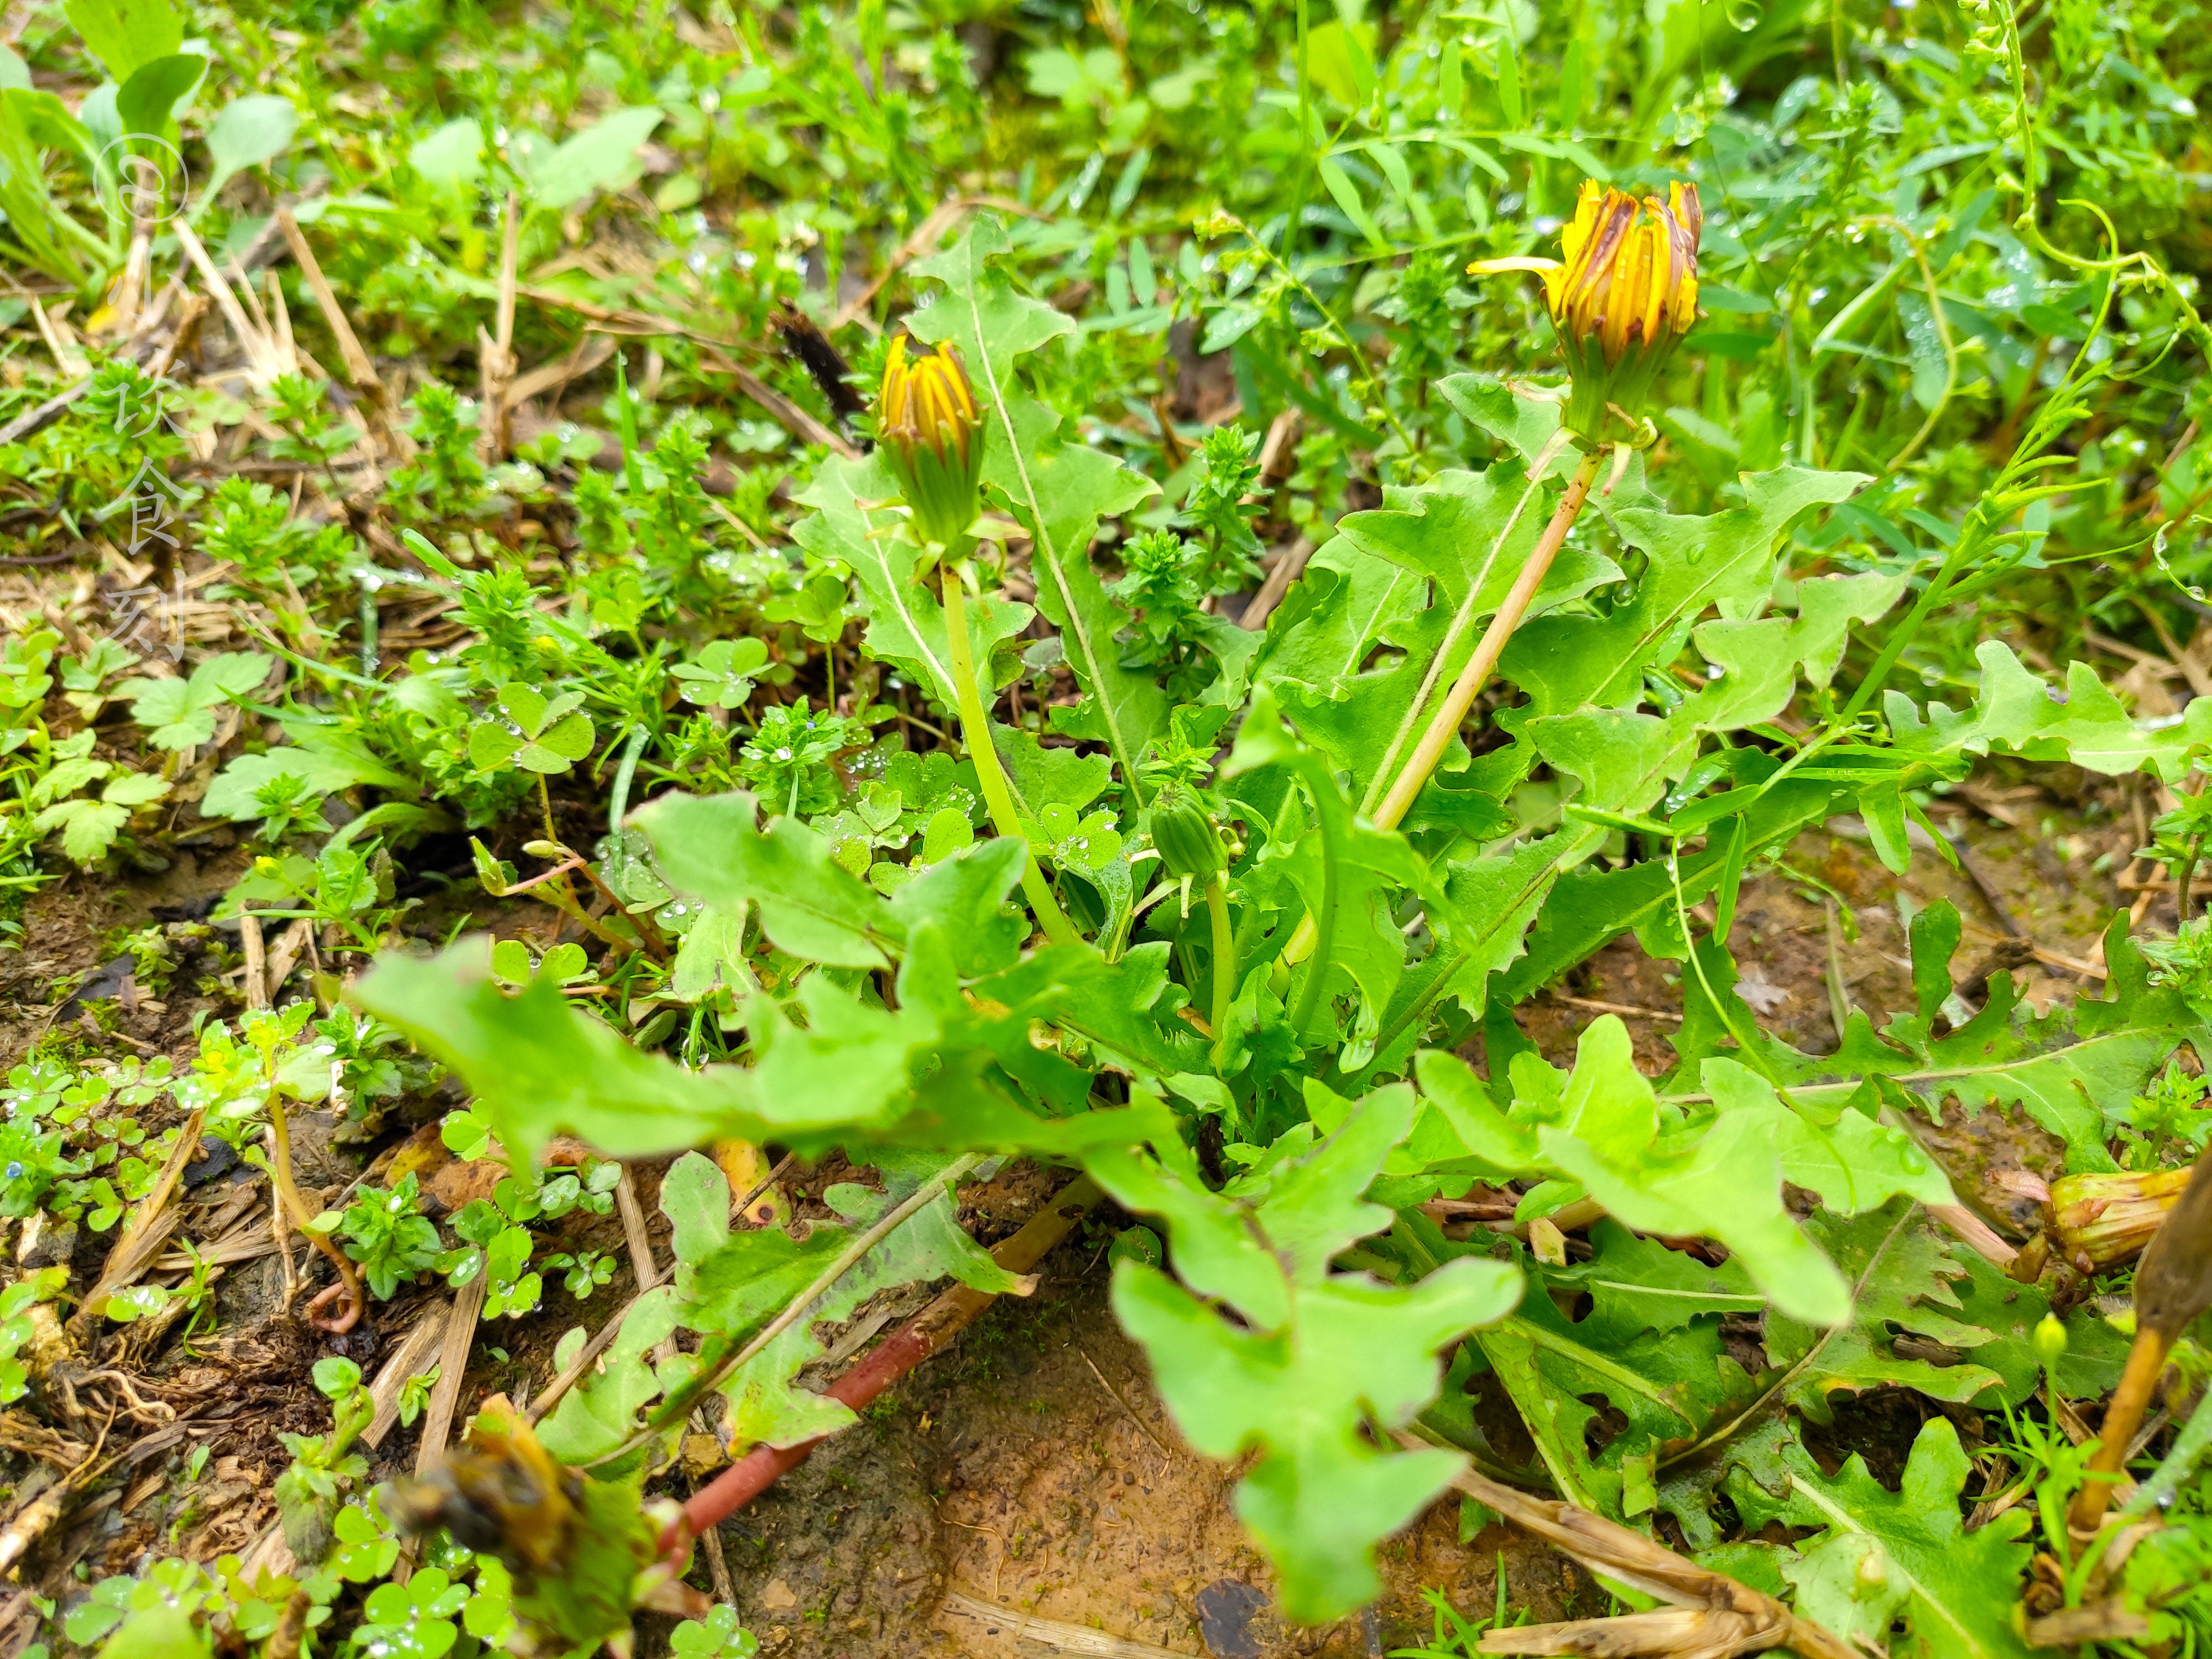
[940,1590,1186,1658]
[266,1095,363,1333]
[239,909,271,1010]
[1395,1429,1860,1659]
[274,208,383,395]
[696,347,858,458]
[1376,448,1603,832]
[2071,1147,2212,1532]
[479,190,521,463]
[1238,537,1314,632]
[414,1273,489,1475]
[830,195,1041,332]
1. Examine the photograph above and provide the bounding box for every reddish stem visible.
[662,1176,1099,1557]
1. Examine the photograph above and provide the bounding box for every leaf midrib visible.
[959,257,1148,804]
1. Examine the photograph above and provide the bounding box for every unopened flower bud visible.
[1147,787,1227,884]
[877,336,985,550]
[2033,1313,2068,1374]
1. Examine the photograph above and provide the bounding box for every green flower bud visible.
[2033,1313,2068,1375]
[1147,787,1227,883]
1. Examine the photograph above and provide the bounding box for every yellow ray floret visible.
[877,335,988,547]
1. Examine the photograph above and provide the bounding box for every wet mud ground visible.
[0,763,2169,1655]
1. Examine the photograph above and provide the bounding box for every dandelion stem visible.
[1287,777,1340,1041]
[1204,876,1235,1068]
[1277,448,1603,972]
[1374,448,1601,831]
[939,561,1082,949]
[1358,430,1573,820]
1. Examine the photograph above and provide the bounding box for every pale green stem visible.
[940,563,1082,949]
[1279,448,1602,971]
[1358,429,1572,819]
[1286,778,1340,1041]
[1204,876,1235,1068]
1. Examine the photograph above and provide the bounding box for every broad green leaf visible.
[113,51,203,140]
[1507,647,2212,1009]
[118,651,273,752]
[1892,640,2212,780]
[1506,467,1869,718]
[1543,1218,1764,1341]
[1730,1417,2034,1659]
[712,1154,1018,1449]
[1118,1259,1516,1623]
[1418,1018,1867,1326]
[1761,1201,2008,1422]
[1224,686,1443,1051]
[202,724,411,821]
[1381,1215,1762,1520]
[523,105,662,208]
[65,0,181,81]
[96,1605,213,1659]
[352,940,761,1165]
[535,1285,684,1466]
[1665,905,2201,1174]
[1102,1084,1520,1621]
[996,723,1112,822]
[1248,536,1424,707]
[659,1152,731,1279]
[202,93,296,197]
[884,836,1026,976]
[33,796,130,864]
[638,790,897,969]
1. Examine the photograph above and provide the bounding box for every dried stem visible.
[1396,1428,1861,1659]
[2070,1327,2169,1533]
[267,1097,363,1333]
[1279,447,1604,974]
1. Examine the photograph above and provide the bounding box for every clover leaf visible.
[670,637,773,710]
[670,1605,758,1658]
[1022,801,1123,872]
[467,683,596,776]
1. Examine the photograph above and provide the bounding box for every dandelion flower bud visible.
[877,336,986,550]
[1147,786,1228,884]
[2032,1313,2068,1375]
[1471,179,1704,444]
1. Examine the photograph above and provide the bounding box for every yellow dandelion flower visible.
[1472,179,1704,442]
[877,336,987,550]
